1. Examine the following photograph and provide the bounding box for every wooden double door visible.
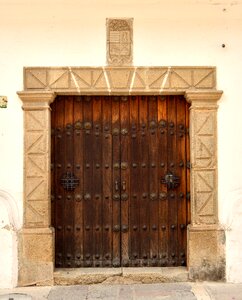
[51,95,190,268]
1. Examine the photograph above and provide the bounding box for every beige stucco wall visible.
[1,0,242,285]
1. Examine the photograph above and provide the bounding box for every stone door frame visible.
[18,66,224,286]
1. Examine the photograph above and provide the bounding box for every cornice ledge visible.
[17,91,56,102]
[17,91,56,109]
[185,90,223,103]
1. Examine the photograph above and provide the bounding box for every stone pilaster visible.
[185,91,225,280]
[17,91,56,286]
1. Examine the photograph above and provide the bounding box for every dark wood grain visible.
[157,96,168,266]
[92,96,102,267]
[111,96,121,267]
[83,96,94,267]
[120,96,130,266]
[64,96,74,267]
[51,95,190,268]
[129,95,140,266]
[53,97,65,267]
[176,96,187,266]
[73,97,83,267]
[102,96,113,267]
[167,95,178,266]
[139,96,150,266]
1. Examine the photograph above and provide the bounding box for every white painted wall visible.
[0,191,20,288]
[0,0,242,285]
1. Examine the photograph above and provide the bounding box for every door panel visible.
[51,95,190,268]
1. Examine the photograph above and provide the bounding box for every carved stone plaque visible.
[106,18,133,66]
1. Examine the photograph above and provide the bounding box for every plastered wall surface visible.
[0,0,242,285]
[0,190,20,287]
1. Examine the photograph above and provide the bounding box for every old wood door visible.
[51,95,190,268]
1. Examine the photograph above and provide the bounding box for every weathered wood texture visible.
[51,95,190,267]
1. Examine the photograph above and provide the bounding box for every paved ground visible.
[0,282,242,300]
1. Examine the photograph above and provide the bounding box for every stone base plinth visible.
[18,227,54,286]
[187,225,225,281]
[54,267,188,285]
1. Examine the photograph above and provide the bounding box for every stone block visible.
[170,70,191,88]
[48,69,69,89]
[188,226,225,281]
[18,228,54,286]
[193,69,215,89]
[107,69,134,89]
[25,111,48,131]
[147,68,169,89]
[25,200,49,227]
[192,169,217,224]
[69,69,92,89]
[25,69,47,89]
[131,68,147,89]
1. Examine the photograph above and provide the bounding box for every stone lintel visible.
[187,225,225,281]
[23,66,217,92]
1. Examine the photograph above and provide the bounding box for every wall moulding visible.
[17,66,224,286]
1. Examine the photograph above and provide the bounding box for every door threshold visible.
[54,267,189,285]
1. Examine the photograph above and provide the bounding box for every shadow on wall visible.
[0,190,21,288]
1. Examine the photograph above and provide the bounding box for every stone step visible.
[54,267,189,285]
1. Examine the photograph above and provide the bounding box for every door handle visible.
[161,172,180,190]
[122,181,126,191]
[115,180,119,191]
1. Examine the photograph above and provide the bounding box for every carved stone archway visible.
[18,66,224,286]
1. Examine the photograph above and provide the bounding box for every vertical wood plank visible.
[111,96,121,267]
[129,95,140,266]
[157,95,168,266]
[102,96,113,267]
[63,96,74,267]
[73,96,83,267]
[53,97,65,267]
[176,96,187,266]
[167,95,178,266]
[120,96,130,266]
[139,95,149,266]
[148,96,159,266]
[92,96,103,267]
[83,96,94,267]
